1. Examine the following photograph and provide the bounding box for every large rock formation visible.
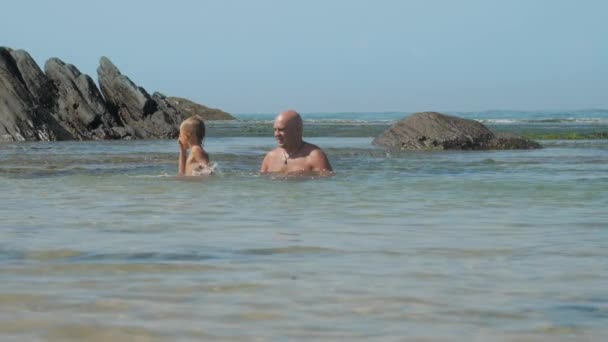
[97,57,184,139]
[45,58,119,139]
[0,48,72,141]
[373,112,541,150]
[0,46,234,142]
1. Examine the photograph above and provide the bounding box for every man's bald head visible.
[273,110,304,151]
[276,110,303,132]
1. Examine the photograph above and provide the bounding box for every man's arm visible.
[260,152,270,173]
[309,148,333,173]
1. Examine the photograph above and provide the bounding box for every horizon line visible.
[231,108,608,116]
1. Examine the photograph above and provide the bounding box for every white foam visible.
[191,162,218,176]
[477,119,518,124]
[128,173,173,178]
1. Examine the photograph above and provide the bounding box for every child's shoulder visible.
[190,145,209,157]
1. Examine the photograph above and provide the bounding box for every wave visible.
[128,173,174,179]
[239,246,340,255]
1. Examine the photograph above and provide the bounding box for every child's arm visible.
[178,140,187,176]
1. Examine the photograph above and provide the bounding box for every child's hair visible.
[180,116,206,143]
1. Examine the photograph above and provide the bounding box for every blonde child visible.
[178,116,211,176]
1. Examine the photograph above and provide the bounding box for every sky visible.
[2,0,607,114]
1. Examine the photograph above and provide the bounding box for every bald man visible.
[260,110,333,175]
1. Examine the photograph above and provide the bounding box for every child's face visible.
[179,129,190,147]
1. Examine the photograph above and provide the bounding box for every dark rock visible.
[97,57,184,139]
[9,49,55,108]
[373,111,541,150]
[0,47,72,142]
[166,96,235,121]
[44,58,118,139]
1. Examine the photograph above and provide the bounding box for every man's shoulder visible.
[265,147,283,156]
[303,142,332,172]
[263,148,284,162]
[303,142,326,155]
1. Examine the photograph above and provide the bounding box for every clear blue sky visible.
[2,0,607,114]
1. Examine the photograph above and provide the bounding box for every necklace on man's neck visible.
[283,142,305,165]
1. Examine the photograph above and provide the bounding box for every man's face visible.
[273,117,295,148]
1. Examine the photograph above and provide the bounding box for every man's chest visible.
[271,155,310,172]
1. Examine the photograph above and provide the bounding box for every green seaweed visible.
[520,131,608,140]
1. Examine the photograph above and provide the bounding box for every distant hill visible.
[167,97,235,121]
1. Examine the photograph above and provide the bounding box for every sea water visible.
[0,111,607,341]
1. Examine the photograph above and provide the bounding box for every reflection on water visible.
[1,134,607,340]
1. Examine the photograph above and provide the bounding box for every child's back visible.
[186,145,212,176]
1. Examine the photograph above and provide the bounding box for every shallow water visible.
[1,112,608,341]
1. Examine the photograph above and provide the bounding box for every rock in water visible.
[97,57,183,139]
[372,111,541,150]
